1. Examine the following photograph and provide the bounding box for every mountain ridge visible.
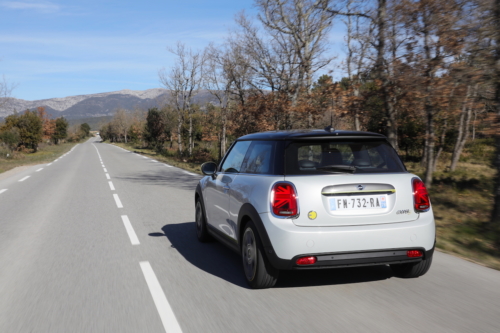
[0,88,218,120]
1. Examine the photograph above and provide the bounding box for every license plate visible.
[329,195,387,211]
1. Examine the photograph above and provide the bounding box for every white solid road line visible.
[18,176,30,182]
[121,215,140,245]
[113,194,123,208]
[36,168,43,172]
[106,173,110,180]
[0,189,7,194]
[164,164,172,168]
[139,261,182,333]
[108,181,115,191]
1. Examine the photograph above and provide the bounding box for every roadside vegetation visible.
[0,107,92,174]
[406,139,499,269]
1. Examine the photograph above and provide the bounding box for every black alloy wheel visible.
[195,200,212,242]
[241,221,279,289]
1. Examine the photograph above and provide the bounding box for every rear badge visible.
[308,211,317,220]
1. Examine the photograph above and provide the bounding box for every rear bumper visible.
[259,211,435,270]
[289,246,433,270]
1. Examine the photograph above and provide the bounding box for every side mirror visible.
[201,162,217,176]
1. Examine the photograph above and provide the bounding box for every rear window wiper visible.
[316,165,357,173]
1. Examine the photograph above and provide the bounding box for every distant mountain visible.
[0,88,217,120]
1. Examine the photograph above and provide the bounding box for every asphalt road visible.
[1,137,499,333]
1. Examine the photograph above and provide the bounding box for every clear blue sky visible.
[0,0,345,101]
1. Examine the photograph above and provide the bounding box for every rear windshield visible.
[285,139,406,175]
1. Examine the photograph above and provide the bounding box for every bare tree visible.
[233,12,298,96]
[0,75,16,114]
[159,42,205,156]
[341,0,374,130]
[112,109,131,143]
[450,84,479,171]
[204,44,235,158]
[256,0,334,104]
[403,0,464,187]
[490,0,500,246]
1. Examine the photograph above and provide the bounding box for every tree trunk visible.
[424,108,435,188]
[375,0,398,150]
[177,116,183,155]
[433,118,448,172]
[221,111,227,158]
[421,129,429,168]
[490,0,500,248]
[354,87,360,131]
[450,85,473,171]
[188,113,193,157]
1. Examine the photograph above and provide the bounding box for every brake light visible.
[271,182,298,217]
[407,250,423,258]
[296,256,317,265]
[412,178,430,212]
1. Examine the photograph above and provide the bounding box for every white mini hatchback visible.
[195,128,435,289]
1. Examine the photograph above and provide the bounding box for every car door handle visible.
[223,186,230,190]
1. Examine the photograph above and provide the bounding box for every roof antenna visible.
[330,103,333,128]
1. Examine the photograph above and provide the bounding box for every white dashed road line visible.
[113,194,123,208]
[106,173,110,180]
[108,181,115,191]
[47,163,52,166]
[183,171,197,176]
[18,176,30,182]
[36,168,43,172]
[121,215,140,245]
[139,261,183,333]
[0,189,7,194]
[104,168,108,172]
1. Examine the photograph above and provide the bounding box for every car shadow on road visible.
[151,222,249,289]
[151,222,394,289]
[117,169,199,191]
[275,265,393,288]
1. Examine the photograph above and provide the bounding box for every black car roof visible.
[237,129,387,141]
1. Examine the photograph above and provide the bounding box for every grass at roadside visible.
[0,142,80,174]
[406,159,500,270]
[111,140,500,270]
[110,142,204,175]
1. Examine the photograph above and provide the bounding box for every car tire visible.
[390,253,433,278]
[241,221,279,289]
[195,200,212,242]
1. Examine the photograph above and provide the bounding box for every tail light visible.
[296,256,317,265]
[271,182,298,217]
[412,178,430,212]
[407,250,423,258]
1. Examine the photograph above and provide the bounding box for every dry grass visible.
[0,142,79,174]
[406,148,500,270]
[110,142,204,175]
